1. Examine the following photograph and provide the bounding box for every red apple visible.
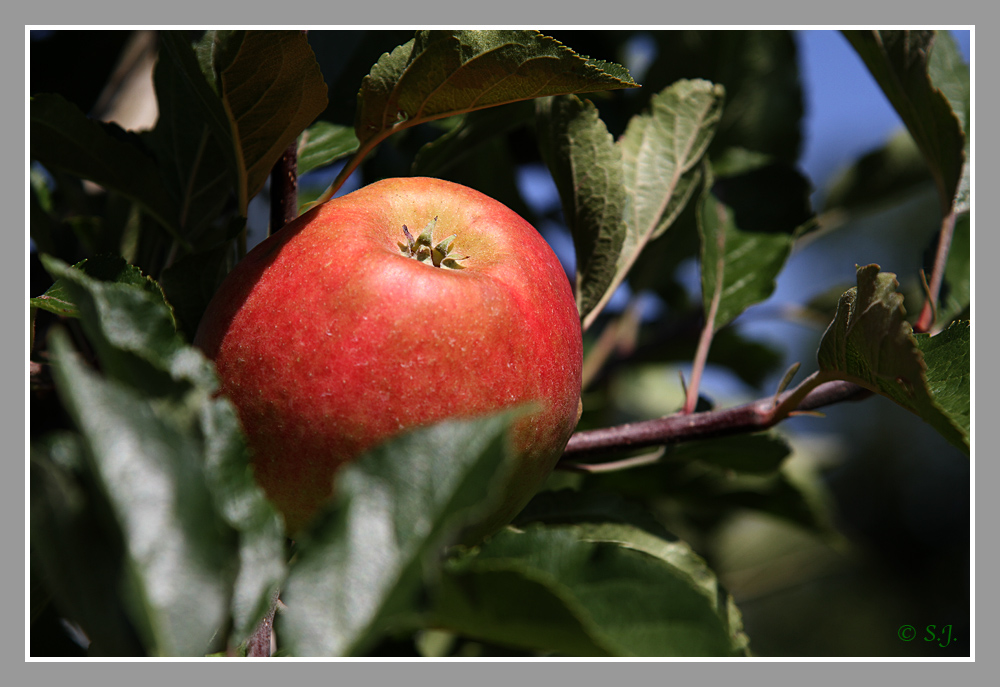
[194,177,583,537]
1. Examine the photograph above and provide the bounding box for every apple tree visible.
[29,29,970,657]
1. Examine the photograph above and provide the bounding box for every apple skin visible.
[194,177,583,537]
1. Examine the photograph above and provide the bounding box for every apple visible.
[194,177,583,538]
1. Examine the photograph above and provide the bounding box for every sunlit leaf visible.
[355,30,636,151]
[297,121,359,177]
[582,79,724,330]
[914,319,970,446]
[279,413,517,657]
[39,255,287,649]
[39,255,198,389]
[32,255,173,323]
[48,329,236,656]
[432,517,748,656]
[816,264,968,451]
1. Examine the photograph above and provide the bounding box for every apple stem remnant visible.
[398,217,469,269]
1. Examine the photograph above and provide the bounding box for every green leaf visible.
[32,255,173,322]
[195,30,329,214]
[411,101,535,177]
[816,264,968,451]
[582,79,724,330]
[198,388,287,644]
[536,94,627,324]
[39,255,198,390]
[297,121,359,177]
[40,254,287,652]
[47,329,236,656]
[697,161,797,331]
[30,433,147,656]
[928,31,970,213]
[432,519,748,656]
[935,211,970,326]
[143,32,237,248]
[278,413,518,657]
[355,30,636,150]
[30,94,179,238]
[914,320,970,447]
[843,30,965,214]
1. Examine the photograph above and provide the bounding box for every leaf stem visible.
[684,205,726,414]
[269,141,299,234]
[914,209,956,333]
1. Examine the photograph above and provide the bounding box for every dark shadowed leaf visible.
[159,245,232,340]
[279,413,518,657]
[642,30,804,163]
[515,489,678,538]
[30,433,148,656]
[30,94,179,239]
[536,94,627,324]
[822,130,933,212]
[412,101,535,177]
[672,432,791,474]
[583,452,834,535]
[816,264,968,451]
[143,32,236,248]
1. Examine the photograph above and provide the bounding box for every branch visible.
[560,379,870,462]
[245,588,280,657]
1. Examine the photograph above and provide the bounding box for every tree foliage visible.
[29,29,970,657]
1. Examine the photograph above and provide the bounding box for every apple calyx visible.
[398,217,469,269]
